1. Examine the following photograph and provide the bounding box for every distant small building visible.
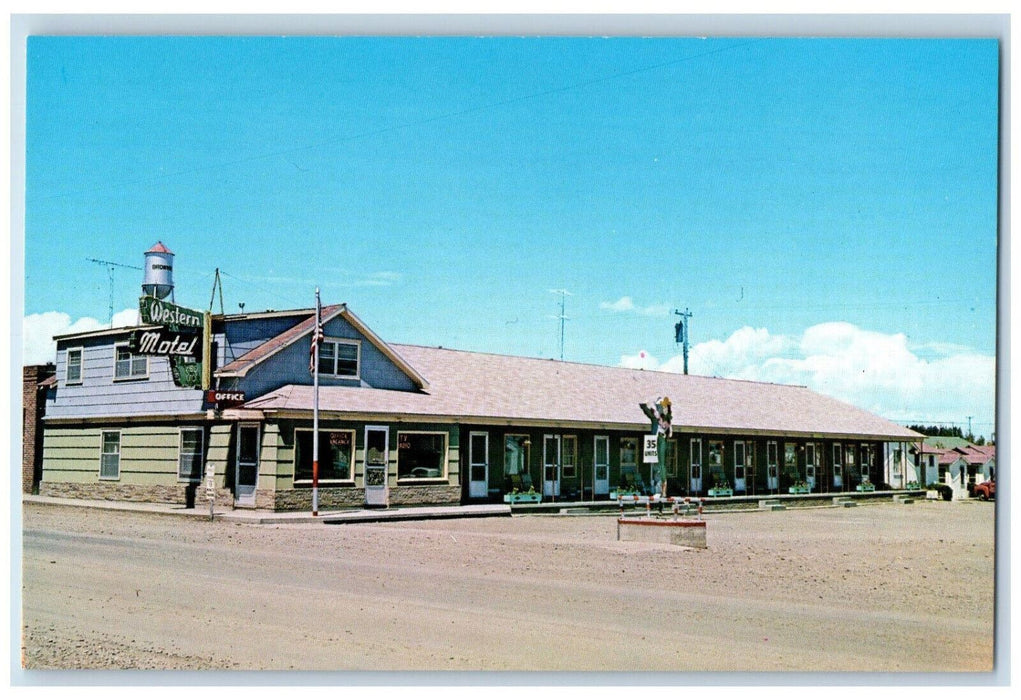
[22,363,55,494]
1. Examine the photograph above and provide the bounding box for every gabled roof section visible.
[214,304,428,390]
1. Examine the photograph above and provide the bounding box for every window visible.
[690,438,702,479]
[114,344,147,380]
[397,432,447,480]
[318,339,359,378]
[561,436,577,478]
[833,443,843,478]
[294,429,354,483]
[709,440,725,482]
[100,430,120,480]
[784,443,798,480]
[767,441,778,480]
[505,435,530,476]
[620,437,637,466]
[178,428,205,481]
[66,348,83,384]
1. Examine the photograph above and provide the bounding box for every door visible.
[689,438,703,494]
[543,434,560,498]
[364,426,389,507]
[733,441,747,493]
[594,436,610,497]
[468,431,489,499]
[767,441,779,491]
[806,443,817,491]
[832,443,844,489]
[235,423,260,507]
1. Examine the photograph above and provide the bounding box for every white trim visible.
[396,430,449,482]
[113,342,149,381]
[177,426,205,482]
[65,346,84,385]
[318,337,361,379]
[292,427,356,484]
[99,429,120,480]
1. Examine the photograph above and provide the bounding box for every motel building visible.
[37,244,923,512]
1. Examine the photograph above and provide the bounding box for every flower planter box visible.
[788,486,810,495]
[925,490,941,500]
[503,493,542,504]
[707,488,733,498]
[856,483,876,493]
[610,491,641,500]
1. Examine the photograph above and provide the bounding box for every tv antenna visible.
[87,257,142,327]
[549,289,572,361]
[674,308,693,375]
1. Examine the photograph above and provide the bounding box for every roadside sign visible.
[643,435,659,463]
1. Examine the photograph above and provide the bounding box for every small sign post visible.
[205,463,216,521]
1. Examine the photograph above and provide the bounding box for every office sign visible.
[204,390,246,409]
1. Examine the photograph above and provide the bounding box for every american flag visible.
[309,299,324,375]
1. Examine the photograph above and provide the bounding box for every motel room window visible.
[784,443,798,480]
[708,440,724,483]
[690,438,702,480]
[100,430,120,480]
[294,429,354,483]
[833,443,843,478]
[318,339,360,378]
[114,344,148,380]
[561,436,578,478]
[620,437,637,467]
[178,428,205,482]
[397,432,447,480]
[504,435,530,476]
[66,348,83,384]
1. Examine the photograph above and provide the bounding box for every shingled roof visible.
[241,343,922,441]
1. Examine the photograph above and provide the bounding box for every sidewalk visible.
[22,494,511,525]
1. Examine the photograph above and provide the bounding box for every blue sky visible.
[20,34,1000,438]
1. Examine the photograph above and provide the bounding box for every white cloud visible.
[624,322,997,439]
[600,296,671,316]
[22,308,140,365]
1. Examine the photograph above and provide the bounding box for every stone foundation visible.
[39,481,236,508]
[39,481,463,512]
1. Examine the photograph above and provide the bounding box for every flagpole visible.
[312,287,321,516]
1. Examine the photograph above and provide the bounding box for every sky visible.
[17,28,1001,439]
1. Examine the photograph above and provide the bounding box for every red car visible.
[973,480,995,500]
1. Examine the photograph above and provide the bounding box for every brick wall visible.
[22,364,55,494]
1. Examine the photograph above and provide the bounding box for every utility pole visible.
[674,308,693,375]
[87,258,143,327]
[550,289,571,361]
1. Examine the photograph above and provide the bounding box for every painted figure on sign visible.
[640,396,673,498]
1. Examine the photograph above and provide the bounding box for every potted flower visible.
[503,486,542,504]
[788,480,810,495]
[708,478,733,498]
[610,486,641,500]
[856,478,875,493]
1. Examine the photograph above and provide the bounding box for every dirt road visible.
[20,500,995,672]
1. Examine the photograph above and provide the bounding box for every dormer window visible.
[317,339,359,378]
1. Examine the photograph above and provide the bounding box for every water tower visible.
[141,241,174,300]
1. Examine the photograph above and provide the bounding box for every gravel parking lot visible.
[20,499,996,673]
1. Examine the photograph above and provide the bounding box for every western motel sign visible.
[140,297,204,328]
[130,328,202,359]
